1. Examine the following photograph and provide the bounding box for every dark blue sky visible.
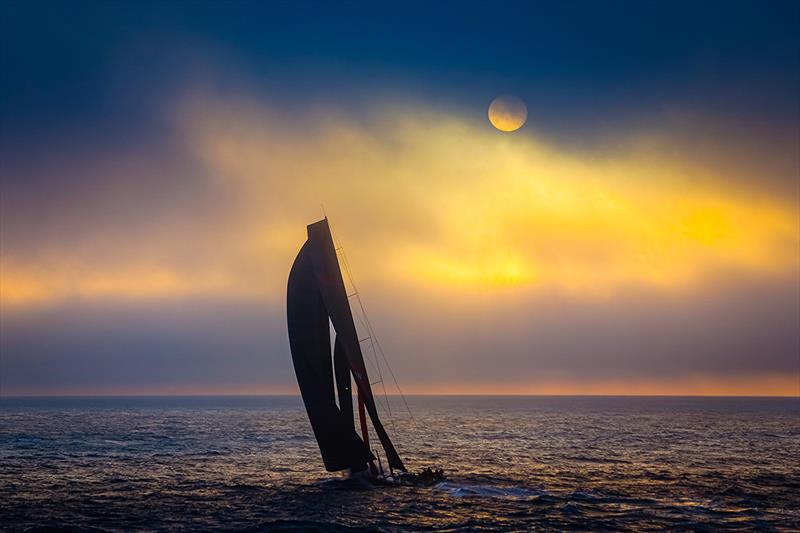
[2,1,798,146]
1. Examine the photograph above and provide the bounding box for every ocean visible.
[1,396,798,531]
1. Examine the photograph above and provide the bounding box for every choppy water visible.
[1,396,798,531]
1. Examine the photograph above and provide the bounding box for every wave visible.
[236,520,374,532]
[436,482,546,500]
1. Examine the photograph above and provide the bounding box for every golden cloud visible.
[2,95,798,308]
[185,96,800,294]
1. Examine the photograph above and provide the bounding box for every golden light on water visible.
[488,95,528,132]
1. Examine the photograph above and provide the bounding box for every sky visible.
[1,1,798,396]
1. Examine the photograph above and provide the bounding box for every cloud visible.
[177,93,800,293]
[3,91,797,308]
[1,90,798,395]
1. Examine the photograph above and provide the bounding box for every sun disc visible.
[488,95,528,132]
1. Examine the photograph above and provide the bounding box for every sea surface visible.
[1,395,798,532]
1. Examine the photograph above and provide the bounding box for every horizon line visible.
[1,393,798,399]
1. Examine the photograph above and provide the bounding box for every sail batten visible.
[287,218,406,473]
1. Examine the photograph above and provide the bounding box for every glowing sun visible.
[488,95,527,132]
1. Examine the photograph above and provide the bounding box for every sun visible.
[488,95,527,132]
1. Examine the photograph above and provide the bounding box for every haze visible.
[1,1,798,396]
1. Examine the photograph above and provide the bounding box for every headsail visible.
[287,218,406,472]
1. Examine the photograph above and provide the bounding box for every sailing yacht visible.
[286,218,442,484]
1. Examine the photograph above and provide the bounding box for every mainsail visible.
[287,218,406,473]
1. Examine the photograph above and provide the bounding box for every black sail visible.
[287,240,373,472]
[287,218,406,473]
[305,219,406,472]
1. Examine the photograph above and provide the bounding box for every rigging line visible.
[328,222,406,433]
[343,280,416,437]
[350,288,417,429]
[349,294,389,413]
[360,307,420,431]
[344,273,383,388]
[334,249,375,364]
[334,243,386,386]
[344,261,395,427]
[352,291,394,427]
[330,227,394,419]
[333,238,396,428]
[358,322,385,389]
[366,313,396,432]
[335,238,416,431]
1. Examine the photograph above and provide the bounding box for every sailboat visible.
[287,217,443,484]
